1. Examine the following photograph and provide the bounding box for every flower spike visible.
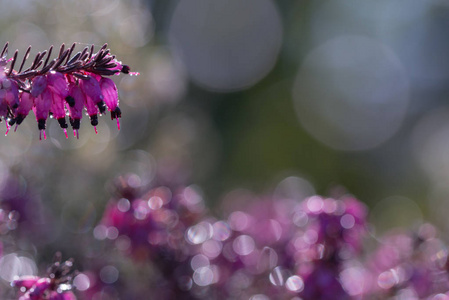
[0,42,136,138]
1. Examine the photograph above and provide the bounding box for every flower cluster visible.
[0,42,135,139]
[89,175,449,300]
[96,174,206,261]
[292,196,367,299]
[9,173,449,299]
[13,253,76,300]
[356,225,449,299]
[91,174,207,298]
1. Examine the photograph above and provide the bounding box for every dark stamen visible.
[65,95,75,107]
[114,107,121,118]
[90,114,98,126]
[121,65,130,74]
[15,115,25,125]
[69,117,80,130]
[97,100,106,114]
[37,119,46,130]
[57,118,68,129]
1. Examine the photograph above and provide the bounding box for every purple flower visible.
[13,253,77,300]
[0,42,135,139]
[99,77,121,129]
[301,262,350,300]
[360,225,449,298]
[30,76,47,98]
[96,174,205,261]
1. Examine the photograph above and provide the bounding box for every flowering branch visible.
[0,42,136,139]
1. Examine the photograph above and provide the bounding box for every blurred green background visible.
[0,0,449,263]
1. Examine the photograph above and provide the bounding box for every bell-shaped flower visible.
[33,88,52,139]
[80,75,105,114]
[99,77,121,129]
[30,76,47,98]
[47,71,69,98]
[67,83,85,138]
[0,90,8,119]
[50,90,69,138]
[2,78,19,109]
[14,92,34,128]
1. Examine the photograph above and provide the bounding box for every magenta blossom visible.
[13,254,77,300]
[0,42,136,139]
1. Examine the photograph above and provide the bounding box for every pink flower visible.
[0,42,135,139]
[66,80,85,139]
[100,77,121,129]
[13,254,77,300]
[14,92,34,128]
[30,76,47,98]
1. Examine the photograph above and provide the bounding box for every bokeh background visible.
[1,0,449,297]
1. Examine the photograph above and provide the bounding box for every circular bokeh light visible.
[168,0,282,92]
[293,35,409,151]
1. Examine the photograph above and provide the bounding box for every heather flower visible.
[99,77,121,129]
[13,253,77,300]
[301,261,350,300]
[175,197,301,299]
[93,174,209,298]
[282,196,367,299]
[96,174,205,261]
[0,42,136,139]
[91,174,449,300]
[293,195,368,262]
[360,225,449,299]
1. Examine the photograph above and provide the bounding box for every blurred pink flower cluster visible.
[13,253,76,300]
[71,174,449,300]
[3,172,449,299]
